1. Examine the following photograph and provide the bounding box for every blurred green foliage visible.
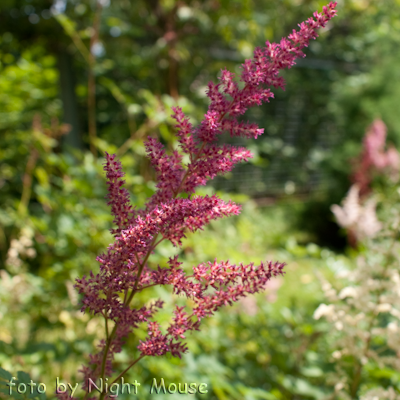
[1,0,400,399]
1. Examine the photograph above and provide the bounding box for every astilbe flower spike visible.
[71,3,337,399]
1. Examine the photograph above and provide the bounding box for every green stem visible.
[349,232,396,398]
[98,234,159,394]
[124,234,159,307]
[349,320,373,398]
[104,315,109,341]
[110,355,145,386]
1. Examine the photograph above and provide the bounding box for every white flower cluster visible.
[331,184,382,242]
[360,387,400,400]
[315,185,400,397]
[6,227,36,270]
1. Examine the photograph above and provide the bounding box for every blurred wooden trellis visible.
[209,58,344,198]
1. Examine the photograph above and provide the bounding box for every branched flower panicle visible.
[72,3,337,398]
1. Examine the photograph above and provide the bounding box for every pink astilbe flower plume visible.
[352,119,400,196]
[71,4,337,399]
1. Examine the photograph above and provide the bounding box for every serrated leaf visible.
[38,392,47,400]
[28,391,39,399]
[17,371,31,384]
[4,389,26,400]
[0,367,12,381]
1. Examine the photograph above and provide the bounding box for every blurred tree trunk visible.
[57,49,83,150]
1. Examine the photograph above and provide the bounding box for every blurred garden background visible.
[1,0,400,398]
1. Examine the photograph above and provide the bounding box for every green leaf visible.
[17,371,31,384]
[0,367,12,381]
